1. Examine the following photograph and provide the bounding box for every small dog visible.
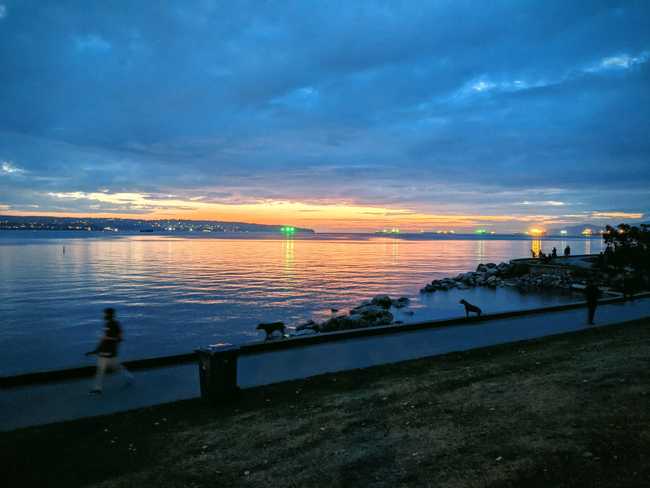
[459,299,482,318]
[256,321,286,340]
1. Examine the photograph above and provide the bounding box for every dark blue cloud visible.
[0,0,648,227]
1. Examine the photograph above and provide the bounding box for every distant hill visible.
[0,215,315,234]
[546,223,605,236]
[547,222,649,236]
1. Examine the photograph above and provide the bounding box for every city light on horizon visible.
[2,197,646,233]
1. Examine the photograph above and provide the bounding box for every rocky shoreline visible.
[293,295,410,334]
[420,260,574,293]
[266,259,581,339]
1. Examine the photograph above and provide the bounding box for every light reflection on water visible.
[0,232,603,374]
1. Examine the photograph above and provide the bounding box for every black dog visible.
[256,321,286,340]
[459,299,482,318]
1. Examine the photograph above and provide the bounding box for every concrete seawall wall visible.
[3,293,649,391]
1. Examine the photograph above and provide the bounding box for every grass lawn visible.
[2,318,650,487]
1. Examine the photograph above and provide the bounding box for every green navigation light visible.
[281,226,296,234]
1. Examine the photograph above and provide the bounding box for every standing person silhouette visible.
[585,280,600,325]
[86,308,133,394]
[564,245,571,257]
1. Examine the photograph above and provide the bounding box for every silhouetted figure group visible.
[564,245,571,257]
[86,308,133,394]
[530,246,561,262]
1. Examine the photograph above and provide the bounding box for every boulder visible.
[295,320,318,331]
[510,262,530,277]
[350,304,385,315]
[320,307,393,332]
[371,295,393,309]
[359,308,393,326]
[319,315,362,332]
[392,296,410,308]
[290,329,317,337]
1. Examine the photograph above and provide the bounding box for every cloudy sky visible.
[0,0,648,231]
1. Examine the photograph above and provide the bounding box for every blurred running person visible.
[86,308,133,394]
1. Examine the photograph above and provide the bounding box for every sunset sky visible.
[1,1,648,232]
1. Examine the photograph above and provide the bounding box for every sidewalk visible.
[2,298,649,432]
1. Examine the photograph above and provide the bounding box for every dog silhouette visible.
[459,299,482,318]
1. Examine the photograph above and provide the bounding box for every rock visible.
[477,264,488,273]
[350,304,385,315]
[358,307,393,325]
[319,315,361,332]
[371,295,393,309]
[510,262,530,277]
[320,307,393,332]
[295,320,317,331]
[290,329,317,337]
[393,296,410,308]
[486,262,497,268]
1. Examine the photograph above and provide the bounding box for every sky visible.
[0,0,648,232]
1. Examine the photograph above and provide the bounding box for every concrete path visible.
[2,298,649,432]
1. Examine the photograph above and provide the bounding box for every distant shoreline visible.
[0,228,604,240]
[0,215,315,234]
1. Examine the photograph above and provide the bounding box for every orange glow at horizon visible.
[3,191,643,232]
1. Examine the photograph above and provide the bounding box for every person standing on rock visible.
[585,281,600,325]
[86,308,134,394]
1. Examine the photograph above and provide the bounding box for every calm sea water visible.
[0,231,603,374]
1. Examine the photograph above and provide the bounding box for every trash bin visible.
[196,344,240,404]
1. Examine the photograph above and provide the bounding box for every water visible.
[0,231,602,374]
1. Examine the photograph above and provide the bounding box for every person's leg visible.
[92,356,108,392]
[113,357,134,384]
[588,305,596,325]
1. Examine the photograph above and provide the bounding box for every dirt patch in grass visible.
[2,319,650,487]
